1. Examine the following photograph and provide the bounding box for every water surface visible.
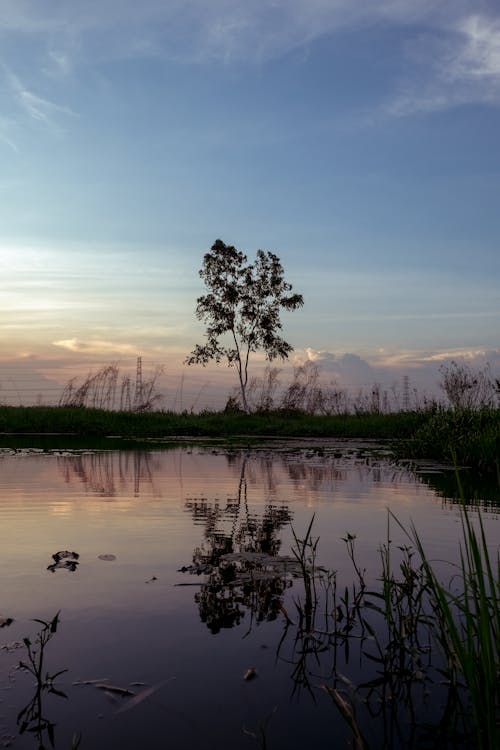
[0,443,497,749]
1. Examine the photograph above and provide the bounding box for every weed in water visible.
[17,612,69,748]
[278,505,499,749]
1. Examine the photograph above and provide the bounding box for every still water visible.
[0,442,498,749]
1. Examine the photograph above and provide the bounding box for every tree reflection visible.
[57,451,159,497]
[183,456,294,634]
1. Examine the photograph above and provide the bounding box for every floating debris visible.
[98,554,116,562]
[243,667,258,681]
[0,617,13,629]
[145,576,157,583]
[47,550,79,573]
[115,679,175,714]
[74,679,134,698]
[94,683,134,696]
[73,678,110,686]
[0,641,23,653]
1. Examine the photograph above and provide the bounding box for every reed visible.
[400,405,500,475]
[283,501,499,748]
[407,500,499,749]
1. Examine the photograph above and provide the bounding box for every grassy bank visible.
[0,405,428,439]
[0,404,498,473]
[399,406,500,475]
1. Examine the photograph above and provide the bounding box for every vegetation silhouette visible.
[186,239,303,412]
[16,613,75,750]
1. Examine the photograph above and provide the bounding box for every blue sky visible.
[1,1,499,406]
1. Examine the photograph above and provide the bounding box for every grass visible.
[0,404,498,473]
[409,499,499,749]
[0,406,450,439]
[399,406,500,475]
[0,404,428,439]
[284,503,500,749]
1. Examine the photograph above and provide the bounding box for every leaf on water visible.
[94,683,135,696]
[52,550,80,561]
[73,678,110,686]
[98,554,117,561]
[115,678,175,714]
[0,641,23,653]
[47,552,79,572]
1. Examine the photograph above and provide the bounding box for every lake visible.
[0,441,498,749]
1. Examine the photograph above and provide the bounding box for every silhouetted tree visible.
[186,239,303,412]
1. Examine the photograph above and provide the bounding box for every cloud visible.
[300,346,500,399]
[53,338,138,355]
[0,116,18,151]
[386,12,500,115]
[0,1,494,64]
[303,348,377,387]
[1,1,499,124]
[1,63,77,135]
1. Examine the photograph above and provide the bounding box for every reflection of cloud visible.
[53,338,138,355]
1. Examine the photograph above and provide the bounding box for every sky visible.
[1,0,499,408]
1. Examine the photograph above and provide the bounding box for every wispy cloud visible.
[1,63,77,135]
[1,2,500,115]
[53,338,139,355]
[0,116,19,151]
[385,13,500,115]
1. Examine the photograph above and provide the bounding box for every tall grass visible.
[409,501,499,749]
[0,405,429,439]
[400,406,500,474]
[283,503,499,748]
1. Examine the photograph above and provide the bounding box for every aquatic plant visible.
[17,612,69,748]
[408,501,499,750]
[279,506,499,749]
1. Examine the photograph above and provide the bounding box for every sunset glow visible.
[1,1,499,408]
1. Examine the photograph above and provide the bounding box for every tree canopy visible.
[186,239,304,412]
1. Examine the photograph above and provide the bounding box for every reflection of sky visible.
[1,445,498,749]
[1,2,500,406]
[1,447,497,619]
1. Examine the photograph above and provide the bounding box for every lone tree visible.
[186,239,304,413]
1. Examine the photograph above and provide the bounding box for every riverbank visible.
[0,404,498,473]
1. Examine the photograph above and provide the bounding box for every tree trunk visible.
[239,381,250,413]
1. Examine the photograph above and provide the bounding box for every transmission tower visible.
[403,375,410,411]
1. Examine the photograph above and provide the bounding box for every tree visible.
[186,239,304,412]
